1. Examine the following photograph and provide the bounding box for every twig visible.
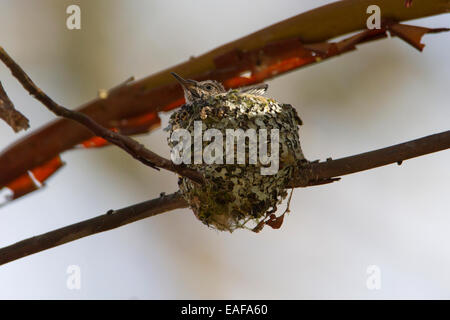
[0,130,448,265]
[0,192,188,266]
[289,130,450,187]
[0,81,29,132]
[0,47,204,184]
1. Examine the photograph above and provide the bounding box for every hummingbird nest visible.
[167,89,304,232]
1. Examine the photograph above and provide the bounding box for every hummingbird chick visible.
[171,72,226,104]
[168,73,305,232]
[171,72,269,105]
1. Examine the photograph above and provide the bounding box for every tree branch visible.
[0,192,188,266]
[0,130,448,265]
[290,130,450,187]
[0,81,29,132]
[0,47,204,185]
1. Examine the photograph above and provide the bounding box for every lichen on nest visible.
[167,90,305,232]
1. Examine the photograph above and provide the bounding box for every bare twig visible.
[0,192,188,266]
[0,81,29,132]
[0,47,203,184]
[0,130,448,265]
[290,130,450,187]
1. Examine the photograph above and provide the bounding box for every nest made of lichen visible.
[167,90,304,232]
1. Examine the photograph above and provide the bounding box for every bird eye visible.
[205,85,213,91]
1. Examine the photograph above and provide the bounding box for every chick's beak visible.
[171,72,198,96]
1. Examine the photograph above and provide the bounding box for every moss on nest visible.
[167,90,304,232]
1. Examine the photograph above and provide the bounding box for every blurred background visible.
[0,0,449,299]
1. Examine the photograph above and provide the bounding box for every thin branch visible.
[290,130,450,187]
[0,192,188,266]
[0,81,29,132]
[0,130,448,265]
[0,47,204,185]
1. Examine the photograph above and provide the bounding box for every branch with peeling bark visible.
[0,81,29,132]
[0,47,203,185]
[0,130,448,265]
